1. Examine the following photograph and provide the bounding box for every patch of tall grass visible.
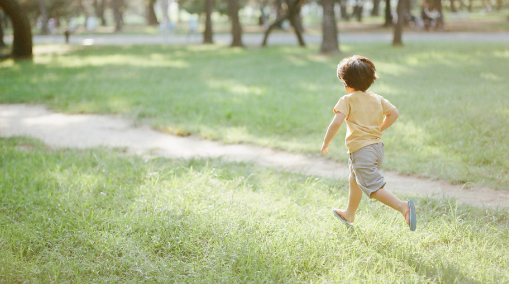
[1,137,508,282]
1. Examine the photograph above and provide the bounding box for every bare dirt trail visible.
[1,104,508,208]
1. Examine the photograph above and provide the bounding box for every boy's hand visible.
[321,142,331,154]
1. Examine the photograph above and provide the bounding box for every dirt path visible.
[1,104,508,208]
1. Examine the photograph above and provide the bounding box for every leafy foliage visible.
[18,0,78,20]
[178,0,248,15]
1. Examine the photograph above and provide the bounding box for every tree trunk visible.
[287,0,305,47]
[339,0,349,20]
[496,0,502,11]
[262,0,305,47]
[430,0,444,28]
[371,0,380,16]
[352,0,363,22]
[384,0,392,26]
[146,0,158,26]
[275,0,284,28]
[0,0,33,60]
[111,0,123,32]
[262,13,287,46]
[258,0,266,26]
[228,0,243,47]
[94,0,107,26]
[320,0,339,55]
[450,0,457,12]
[203,0,214,44]
[37,0,49,35]
[392,0,405,45]
[0,16,5,48]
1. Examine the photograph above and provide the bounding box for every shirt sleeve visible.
[333,96,350,116]
[378,95,396,115]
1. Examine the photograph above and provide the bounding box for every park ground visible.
[1,34,509,282]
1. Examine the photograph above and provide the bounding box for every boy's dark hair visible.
[337,55,378,92]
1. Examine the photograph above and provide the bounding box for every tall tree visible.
[262,0,305,47]
[275,0,284,27]
[111,0,123,32]
[37,0,49,34]
[429,0,443,29]
[338,0,349,20]
[371,0,380,16]
[450,0,457,12]
[392,0,406,45]
[289,0,305,44]
[320,0,339,55]
[228,0,243,47]
[94,0,107,26]
[0,0,32,60]
[384,0,392,26]
[0,12,5,48]
[146,0,158,26]
[203,0,214,44]
[352,0,363,22]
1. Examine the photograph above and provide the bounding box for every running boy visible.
[321,55,416,231]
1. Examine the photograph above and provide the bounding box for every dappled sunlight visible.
[64,96,134,114]
[186,44,227,53]
[206,79,267,98]
[2,43,508,189]
[0,59,15,68]
[391,120,435,154]
[376,62,414,77]
[224,126,251,143]
[480,72,504,81]
[493,49,509,58]
[49,168,102,196]
[28,72,60,84]
[298,82,323,92]
[106,97,134,113]
[278,46,312,55]
[35,54,190,68]
[284,55,309,66]
[401,50,480,67]
[306,54,330,63]
[33,45,80,56]
[2,136,509,282]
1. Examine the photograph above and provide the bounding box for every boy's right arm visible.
[381,108,399,132]
[321,112,346,154]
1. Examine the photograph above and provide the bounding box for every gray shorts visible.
[349,142,386,198]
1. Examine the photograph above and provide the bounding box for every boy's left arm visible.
[321,112,347,154]
[381,108,399,131]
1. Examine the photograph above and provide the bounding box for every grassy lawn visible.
[1,42,509,189]
[1,137,508,283]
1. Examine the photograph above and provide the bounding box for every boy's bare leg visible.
[371,186,410,223]
[334,175,362,223]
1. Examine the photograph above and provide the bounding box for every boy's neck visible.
[347,89,363,94]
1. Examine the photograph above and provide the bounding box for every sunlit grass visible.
[1,42,508,189]
[1,137,508,282]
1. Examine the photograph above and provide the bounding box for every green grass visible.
[1,137,508,283]
[1,42,509,189]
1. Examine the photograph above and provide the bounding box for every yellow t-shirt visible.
[333,91,396,153]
